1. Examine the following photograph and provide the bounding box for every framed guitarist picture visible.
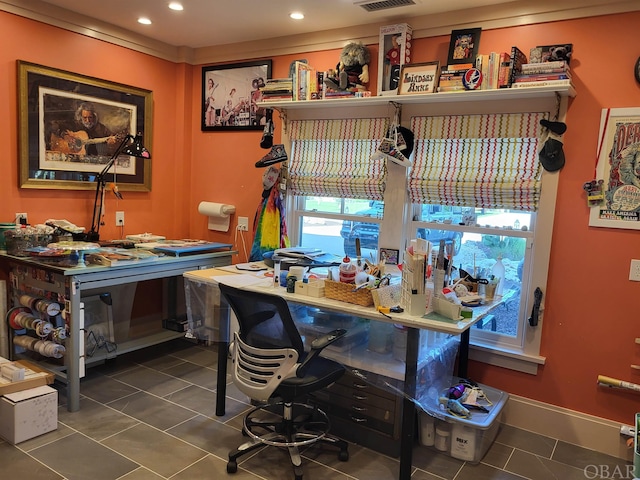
[17,61,153,191]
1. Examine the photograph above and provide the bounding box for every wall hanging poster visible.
[201,60,272,131]
[589,107,640,230]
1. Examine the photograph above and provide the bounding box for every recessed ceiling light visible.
[290,12,304,20]
[168,2,183,11]
[138,17,152,25]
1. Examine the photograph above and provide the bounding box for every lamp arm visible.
[87,135,134,240]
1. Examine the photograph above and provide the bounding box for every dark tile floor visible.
[0,339,631,480]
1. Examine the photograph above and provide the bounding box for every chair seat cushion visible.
[275,356,344,400]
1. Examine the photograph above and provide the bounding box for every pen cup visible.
[484,283,497,302]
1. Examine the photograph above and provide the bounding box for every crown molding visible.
[2,0,639,65]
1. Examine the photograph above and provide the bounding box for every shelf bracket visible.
[269,106,288,134]
[553,92,561,121]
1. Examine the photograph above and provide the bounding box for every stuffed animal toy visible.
[325,42,371,91]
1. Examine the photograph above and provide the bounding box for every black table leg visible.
[458,329,470,379]
[399,327,419,480]
[215,340,228,416]
[215,297,230,417]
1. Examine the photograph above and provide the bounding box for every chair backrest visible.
[218,283,304,352]
[231,332,299,402]
[219,283,306,401]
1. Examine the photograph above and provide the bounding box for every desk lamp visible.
[86,133,151,241]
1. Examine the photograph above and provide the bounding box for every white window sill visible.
[469,342,546,375]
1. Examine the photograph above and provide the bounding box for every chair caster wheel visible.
[227,460,238,473]
[338,450,349,462]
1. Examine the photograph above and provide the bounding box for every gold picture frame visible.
[398,62,440,95]
[18,60,153,191]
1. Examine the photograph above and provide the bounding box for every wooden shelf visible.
[258,84,576,111]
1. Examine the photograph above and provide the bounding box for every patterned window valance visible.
[288,118,389,200]
[409,113,546,211]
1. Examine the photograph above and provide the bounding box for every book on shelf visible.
[485,52,502,89]
[509,46,528,87]
[510,79,573,89]
[497,51,511,88]
[260,78,293,102]
[446,63,474,71]
[437,78,464,88]
[520,61,569,73]
[437,85,466,92]
[323,91,356,98]
[292,61,320,101]
[475,54,490,90]
[499,46,528,88]
[515,73,571,82]
[261,95,293,102]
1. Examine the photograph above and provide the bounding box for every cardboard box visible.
[378,23,412,96]
[0,359,55,396]
[295,279,325,297]
[0,385,58,444]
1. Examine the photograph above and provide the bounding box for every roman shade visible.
[409,113,546,211]
[288,118,388,200]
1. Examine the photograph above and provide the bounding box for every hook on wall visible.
[389,101,402,125]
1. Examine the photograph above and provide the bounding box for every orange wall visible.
[0,12,190,240]
[2,10,640,425]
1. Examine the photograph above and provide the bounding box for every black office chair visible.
[218,283,349,480]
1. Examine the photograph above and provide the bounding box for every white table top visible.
[183,267,506,335]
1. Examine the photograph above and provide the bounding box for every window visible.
[407,112,550,372]
[285,101,562,374]
[287,118,389,260]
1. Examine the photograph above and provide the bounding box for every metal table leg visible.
[399,326,419,480]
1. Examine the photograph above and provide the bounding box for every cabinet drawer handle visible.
[353,383,368,389]
[353,394,368,401]
[352,405,367,412]
[350,415,367,423]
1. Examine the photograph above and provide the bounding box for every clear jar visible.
[434,422,451,452]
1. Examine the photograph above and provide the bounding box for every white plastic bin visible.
[420,380,508,463]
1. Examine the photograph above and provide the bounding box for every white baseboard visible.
[503,394,634,461]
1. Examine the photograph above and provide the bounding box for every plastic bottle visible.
[492,255,505,296]
[273,259,281,287]
[339,255,357,283]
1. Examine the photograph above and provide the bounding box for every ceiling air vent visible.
[354,0,417,12]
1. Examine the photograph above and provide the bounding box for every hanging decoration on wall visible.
[588,107,640,230]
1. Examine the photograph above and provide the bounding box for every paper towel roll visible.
[198,202,236,231]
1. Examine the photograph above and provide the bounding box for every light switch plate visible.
[629,259,640,282]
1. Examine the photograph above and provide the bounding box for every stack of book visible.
[475,53,504,90]
[292,61,318,101]
[498,46,528,88]
[512,60,572,89]
[324,90,356,99]
[437,64,472,92]
[260,78,293,102]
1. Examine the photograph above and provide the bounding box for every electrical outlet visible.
[15,213,27,225]
[630,259,640,282]
[237,216,249,231]
[115,211,125,226]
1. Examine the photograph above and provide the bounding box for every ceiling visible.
[7,0,638,64]
[35,0,518,49]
